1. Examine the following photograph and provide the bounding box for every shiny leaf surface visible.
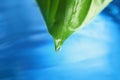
[36,0,112,51]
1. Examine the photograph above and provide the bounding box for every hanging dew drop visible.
[56,47,61,52]
[55,39,62,52]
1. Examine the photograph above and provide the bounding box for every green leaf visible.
[36,0,112,51]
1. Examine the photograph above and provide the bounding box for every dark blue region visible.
[0,0,120,80]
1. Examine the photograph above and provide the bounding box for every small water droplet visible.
[55,46,61,52]
[55,39,62,52]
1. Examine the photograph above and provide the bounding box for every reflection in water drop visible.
[55,39,62,52]
[56,47,61,53]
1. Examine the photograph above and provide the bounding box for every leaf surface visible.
[37,0,112,51]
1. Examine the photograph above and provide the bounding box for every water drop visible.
[55,39,62,52]
[55,46,61,52]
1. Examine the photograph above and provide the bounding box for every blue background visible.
[0,0,120,80]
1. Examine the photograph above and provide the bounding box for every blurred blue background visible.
[0,0,120,80]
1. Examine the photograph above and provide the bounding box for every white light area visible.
[57,57,111,74]
[76,14,118,43]
[59,36,109,64]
